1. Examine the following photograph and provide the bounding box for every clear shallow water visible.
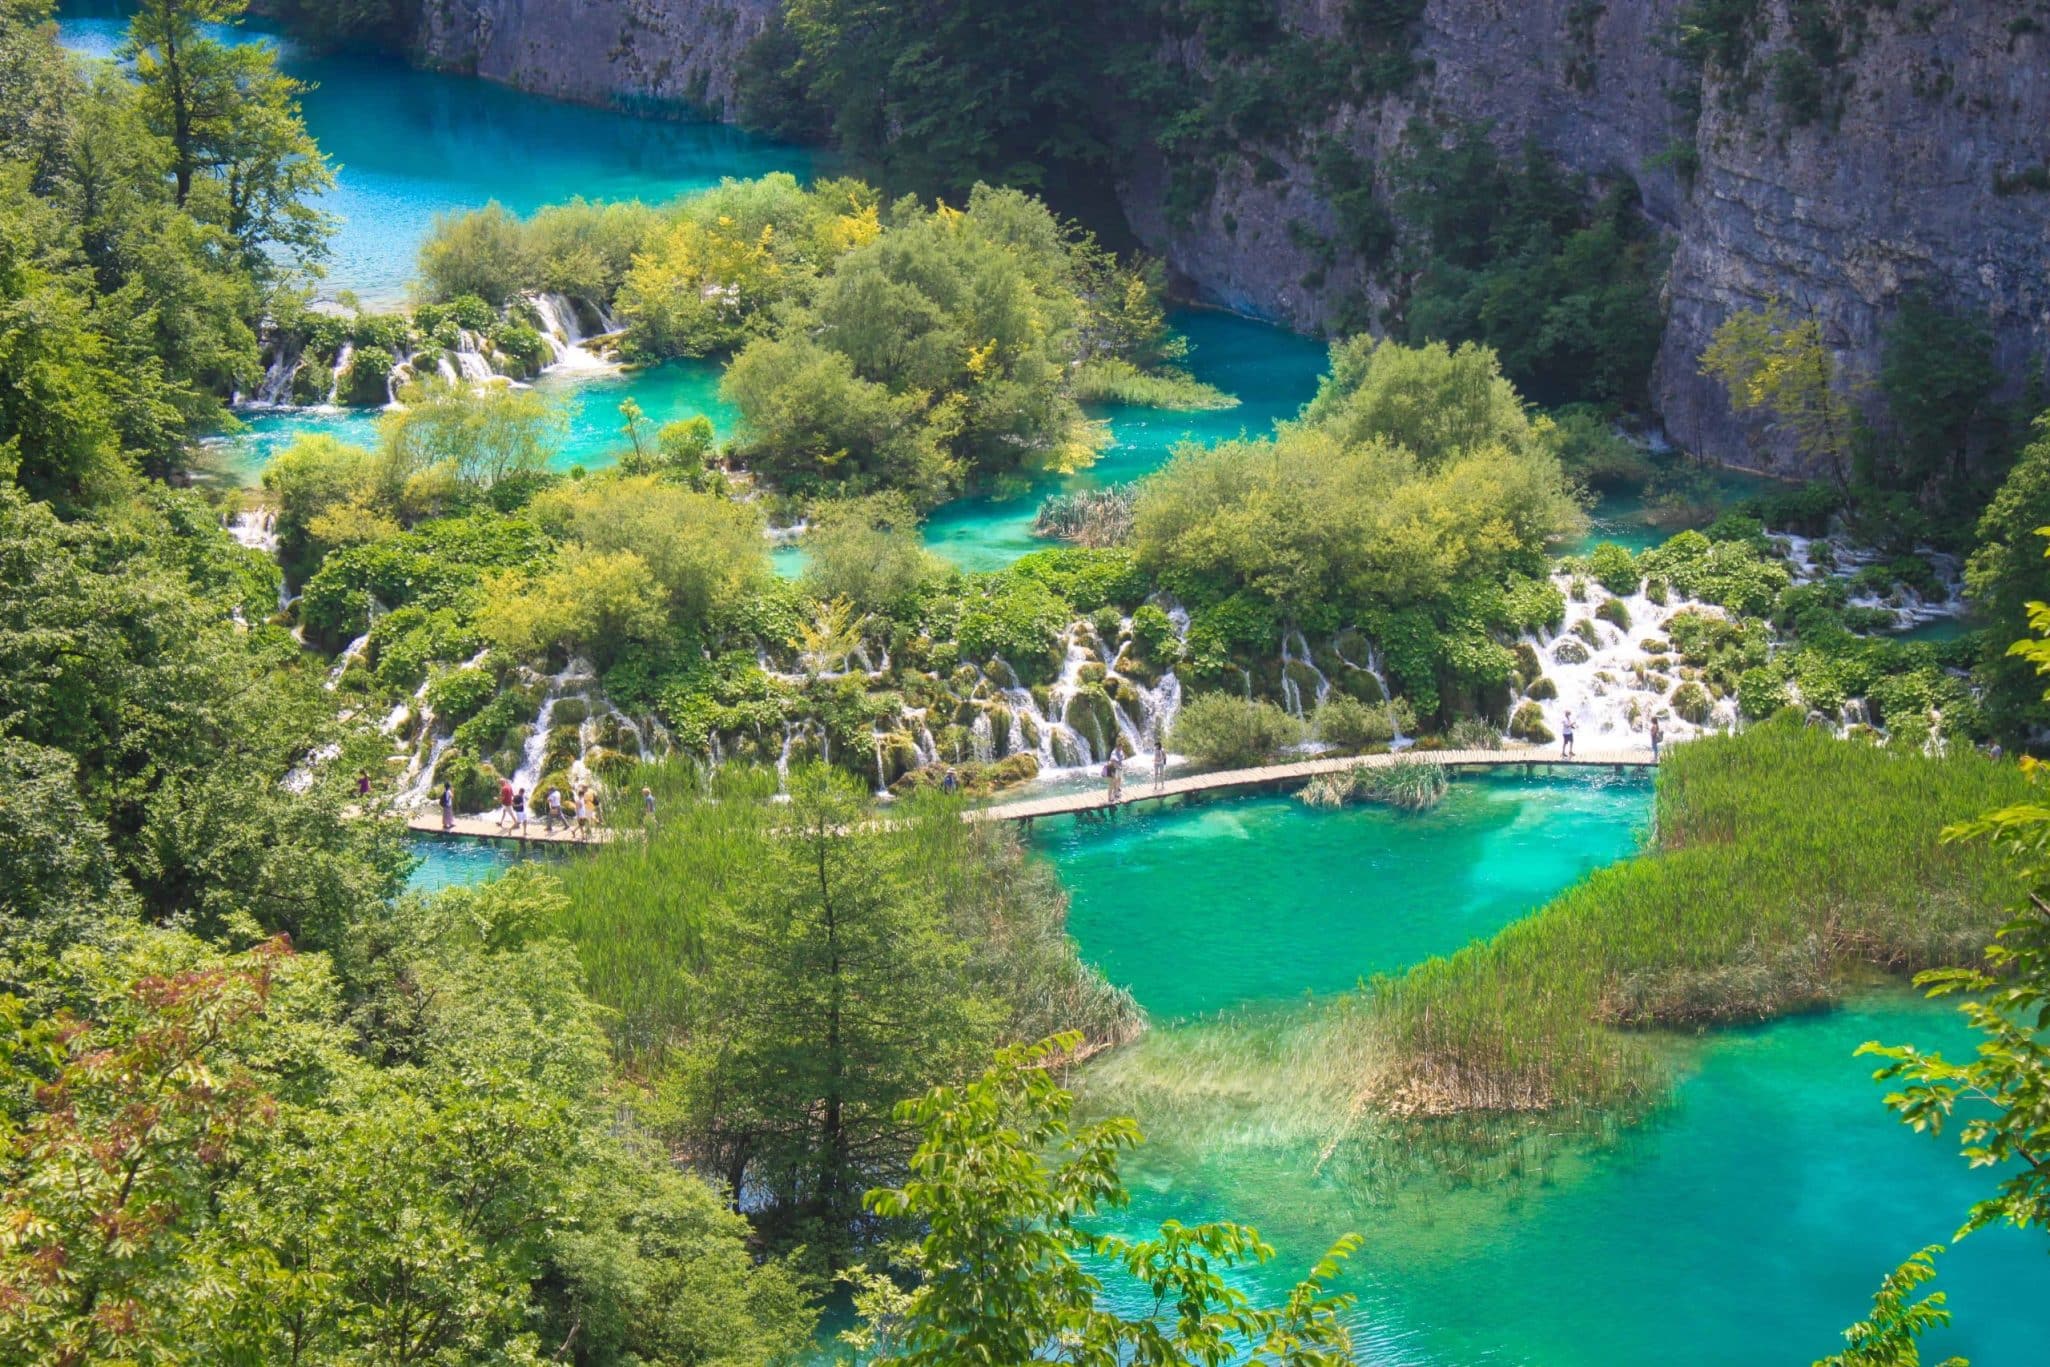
[1036,772,1652,1021]
[919,311,1331,572]
[403,833,522,893]
[1099,996,2049,1366]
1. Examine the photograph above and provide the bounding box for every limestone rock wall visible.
[1121,0,2050,474]
[409,0,777,119]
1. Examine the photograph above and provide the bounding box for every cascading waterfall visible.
[1278,629,1331,719]
[324,342,353,407]
[453,329,496,382]
[526,292,620,375]
[325,627,374,690]
[254,350,299,407]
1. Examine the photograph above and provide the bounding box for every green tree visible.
[123,0,334,270]
[1964,416,2050,742]
[1699,297,1857,486]
[850,1034,1361,1364]
[674,766,999,1266]
[802,492,942,616]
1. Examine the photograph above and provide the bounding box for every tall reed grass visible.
[1367,719,2034,1116]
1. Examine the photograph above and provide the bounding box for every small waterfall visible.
[325,629,373,690]
[775,725,796,792]
[398,735,451,808]
[873,732,890,796]
[227,507,278,553]
[527,292,620,375]
[970,712,995,763]
[254,349,299,407]
[324,342,353,407]
[1279,629,1331,719]
[454,330,496,382]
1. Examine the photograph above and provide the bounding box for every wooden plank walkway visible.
[406,811,618,844]
[403,746,1654,843]
[970,746,1655,823]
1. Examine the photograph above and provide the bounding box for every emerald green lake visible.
[1034,772,1651,1021]
[918,310,1331,572]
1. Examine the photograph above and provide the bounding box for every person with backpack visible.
[546,786,564,834]
[496,776,515,829]
[1103,752,1123,806]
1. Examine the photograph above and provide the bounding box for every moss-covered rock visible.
[1551,637,1591,665]
[1525,676,1559,701]
[1509,701,1554,744]
[1671,680,1714,724]
[1511,640,1542,689]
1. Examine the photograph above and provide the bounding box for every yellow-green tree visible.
[1699,297,1858,486]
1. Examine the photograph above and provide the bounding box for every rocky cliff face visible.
[1122,0,2050,474]
[408,0,776,119]
[395,0,2050,474]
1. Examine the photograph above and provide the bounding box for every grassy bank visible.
[1369,719,2032,1116]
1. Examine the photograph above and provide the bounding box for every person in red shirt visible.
[496,776,515,829]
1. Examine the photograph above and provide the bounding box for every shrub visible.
[956,575,1073,682]
[341,346,395,407]
[424,666,498,728]
[1170,694,1304,768]
[1446,715,1504,750]
[1299,757,1449,811]
[1670,680,1714,724]
[1312,695,1405,749]
[1129,603,1178,663]
[1509,700,1554,743]
[1737,667,1787,721]
[1587,541,1640,596]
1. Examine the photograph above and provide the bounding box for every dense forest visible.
[4,0,2050,1363]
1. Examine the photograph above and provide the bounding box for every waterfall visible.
[254,349,299,407]
[227,508,278,553]
[454,329,496,382]
[324,342,353,407]
[527,292,620,375]
[970,712,995,763]
[325,629,373,690]
[1279,629,1331,719]
[873,732,890,796]
[775,725,796,792]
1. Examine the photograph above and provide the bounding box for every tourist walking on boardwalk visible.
[1561,710,1576,759]
[513,787,528,835]
[356,769,371,798]
[574,786,595,842]
[1153,737,1167,790]
[546,786,563,834]
[1104,752,1123,806]
[1649,716,1663,761]
[496,776,515,829]
[440,783,455,832]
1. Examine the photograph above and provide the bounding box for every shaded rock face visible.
[1121,0,2050,475]
[411,0,778,119]
[402,0,2050,473]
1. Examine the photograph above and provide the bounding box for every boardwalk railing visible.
[404,745,1653,843]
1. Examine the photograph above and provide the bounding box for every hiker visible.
[546,786,563,834]
[1103,752,1123,806]
[440,783,455,832]
[642,786,655,824]
[941,767,959,794]
[513,786,528,835]
[574,786,593,842]
[496,776,515,829]
[1561,710,1576,759]
[1648,716,1663,761]
[356,769,371,798]
[1152,737,1167,790]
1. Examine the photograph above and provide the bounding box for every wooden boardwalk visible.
[403,746,1654,843]
[970,746,1654,823]
[406,811,618,844]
